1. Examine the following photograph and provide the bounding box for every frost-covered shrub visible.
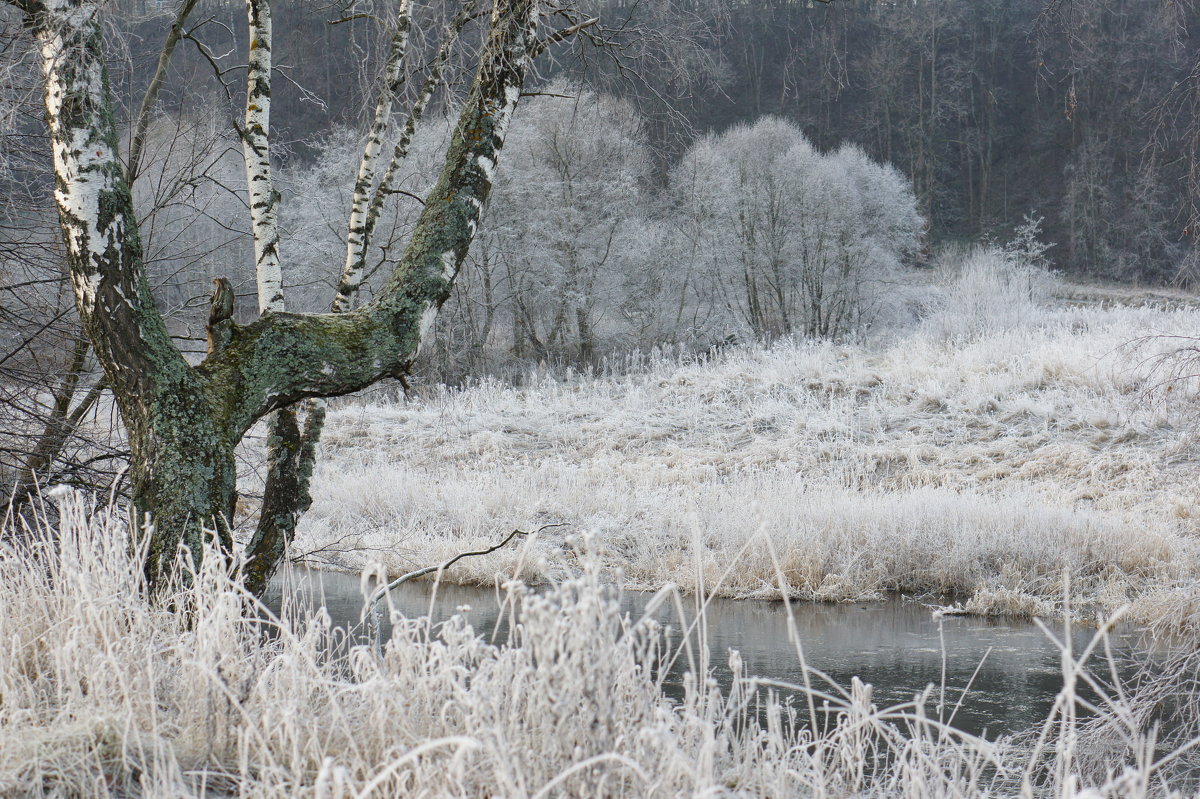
[923,245,1057,341]
[667,117,923,342]
[385,83,666,378]
[1002,212,1055,270]
[466,84,656,364]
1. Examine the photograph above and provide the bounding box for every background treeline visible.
[284,99,925,379]
[101,0,1200,286]
[684,0,1200,286]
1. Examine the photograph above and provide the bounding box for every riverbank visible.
[2,504,1195,796]
[288,299,1200,623]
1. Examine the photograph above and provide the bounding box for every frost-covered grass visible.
[292,294,1200,619]
[2,501,1197,797]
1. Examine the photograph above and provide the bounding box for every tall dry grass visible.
[288,294,1200,619]
[2,498,1198,797]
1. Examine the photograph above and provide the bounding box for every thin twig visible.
[364,523,566,615]
[328,12,377,24]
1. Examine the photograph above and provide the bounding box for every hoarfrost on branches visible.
[668,117,923,342]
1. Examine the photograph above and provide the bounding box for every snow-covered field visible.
[293,287,1200,620]
[9,272,1200,796]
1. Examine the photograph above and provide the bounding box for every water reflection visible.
[264,567,1130,738]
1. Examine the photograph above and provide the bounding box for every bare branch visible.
[363,523,566,615]
[126,0,201,183]
[327,12,377,25]
[183,29,238,102]
[531,16,597,57]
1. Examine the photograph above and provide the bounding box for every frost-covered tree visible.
[476,85,653,363]
[8,0,600,591]
[669,117,922,341]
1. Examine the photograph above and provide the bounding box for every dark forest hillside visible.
[682,0,1199,284]
[10,0,1200,283]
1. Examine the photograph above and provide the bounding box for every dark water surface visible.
[265,567,1136,739]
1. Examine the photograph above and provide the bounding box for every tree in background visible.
[668,117,922,342]
[473,85,652,365]
[411,104,923,374]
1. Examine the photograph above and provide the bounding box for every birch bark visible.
[242,0,283,311]
[31,0,238,582]
[236,0,324,593]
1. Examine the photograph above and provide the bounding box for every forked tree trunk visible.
[243,0,476,593]
[24,0,543,591]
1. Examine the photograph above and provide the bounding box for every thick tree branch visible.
[32,0,232,579]
[241,400,324,596]
[201,0,540,431]
[531,15,596,57]
[32,0,199,409]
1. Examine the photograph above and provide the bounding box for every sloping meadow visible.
[298,299,1200,620]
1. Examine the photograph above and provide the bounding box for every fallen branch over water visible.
[363,523,567,616]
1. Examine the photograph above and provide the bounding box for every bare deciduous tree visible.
[669,117,922,342]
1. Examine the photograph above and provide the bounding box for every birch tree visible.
[12,0,597,592]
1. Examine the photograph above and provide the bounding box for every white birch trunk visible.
[334,0,413,313]
[243,0,283,313]
[332,0,475,313]
[239,0,310,590]
[37,0,136,329]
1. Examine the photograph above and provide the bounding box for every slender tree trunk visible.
[9,338,104,509]
[575,307,593,363]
